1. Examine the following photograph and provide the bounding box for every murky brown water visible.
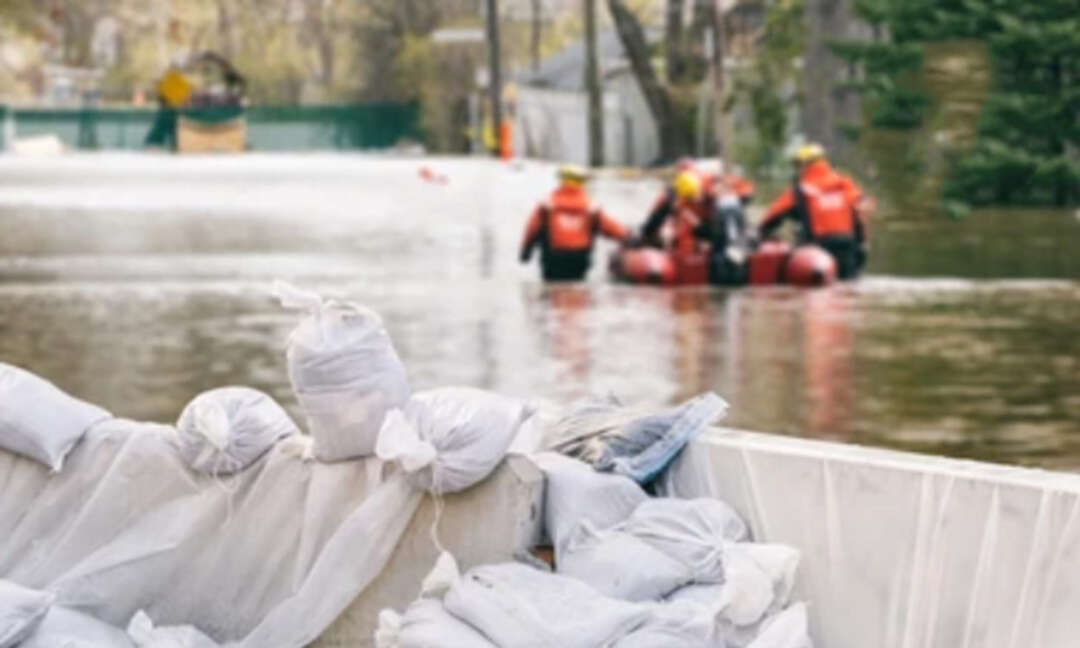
[0,155,1078,469]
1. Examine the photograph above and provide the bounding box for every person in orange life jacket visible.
[758,143,872,279]
[520,164,630,281]
[640,168,714,254]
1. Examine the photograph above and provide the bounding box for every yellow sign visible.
[157,68,192,108]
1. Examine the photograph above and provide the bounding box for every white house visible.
[513,28,661,167]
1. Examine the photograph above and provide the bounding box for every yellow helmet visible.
[557,164,589,184]
[672,170,703,201]
[791,143,826,164]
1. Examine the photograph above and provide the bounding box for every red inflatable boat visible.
[610,240,836,287]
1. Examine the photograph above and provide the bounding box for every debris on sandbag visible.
[376,387,532,494]
[0,362,111,472]
[176,386,299,475]
[274,281,410,462]
[545,392,727,484]
[0,579,54,648]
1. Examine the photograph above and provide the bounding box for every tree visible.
[607,0,685,161]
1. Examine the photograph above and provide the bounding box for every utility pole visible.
[531,0,542,72]
[486,0,503,157]
[712,0,732,169]
[584,0,604,166]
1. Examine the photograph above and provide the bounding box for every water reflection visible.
[0,156,1076,470]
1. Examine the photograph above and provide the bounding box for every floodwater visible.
[0,154,1078,469]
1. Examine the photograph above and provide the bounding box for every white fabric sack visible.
[127,611,219,648]
[613,600,717,648]
[176,387,298,475]
[375,600,495,648]
[0,363,110,471]
[747,604,812,648]
[376,388,529,494]
[532,453,647,561]
[21,606,135,648]
[274,281,410,461]
[667,541,800,639]
[443,563,650,648]
[620,498,748,584]
[0,579,54,648]
[558,526,691,602]
[374,552,494,648]
[737,543,800,615]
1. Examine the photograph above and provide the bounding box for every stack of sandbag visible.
[274,281,411,462]
[176,386,300,475]
[535,453,813,648]
[0,363,111,472]
[543,392,727,484]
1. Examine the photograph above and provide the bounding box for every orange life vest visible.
[541,187,600,252]
[797,162,860,238]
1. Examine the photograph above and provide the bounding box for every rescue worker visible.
[520,164,630,281]
[640,169,713,253]
[758,143,871,279]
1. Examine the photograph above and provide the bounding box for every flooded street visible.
[0,154,1077,469]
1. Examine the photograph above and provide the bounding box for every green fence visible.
[2,103,421,151]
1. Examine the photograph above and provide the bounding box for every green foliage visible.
[732,0,805,171]
[836,0,1080,208]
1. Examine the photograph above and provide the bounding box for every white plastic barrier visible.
[662,428,1080,648]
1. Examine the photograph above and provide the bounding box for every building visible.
[513,28,661,167]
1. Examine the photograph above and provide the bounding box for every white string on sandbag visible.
[272,280,410,462]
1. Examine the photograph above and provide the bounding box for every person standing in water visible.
[520,165,630,281]
[758,143,873,279]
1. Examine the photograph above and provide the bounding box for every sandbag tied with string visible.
[176,386,299,475]
[375,387,533,495]
[273,281,411,462]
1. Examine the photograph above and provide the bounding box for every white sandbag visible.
[443,563,650,648]
[667,541,798,633]
[747,603,812,648]
[619,498,748,584]
[176,387,299,475]
[558,526,691,601]
[613,600,717,648]
[374,552,495,648]
[21,606,135,648]
[127,611,219,648]
[376,388,529,494]
[375,600,495,648]
[737,544,800,614]
[0,363,110,471]
[0,579,54,648]
[532,453,647,560]
[274,281,410,461]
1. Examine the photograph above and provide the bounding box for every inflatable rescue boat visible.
[610,240,838,287]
